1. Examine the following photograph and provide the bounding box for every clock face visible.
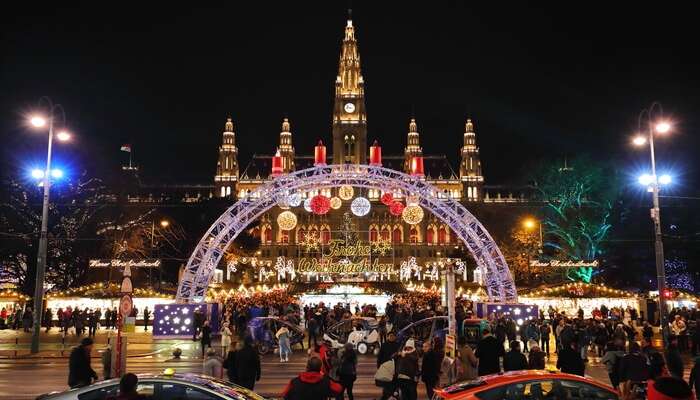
[344,102,356,113]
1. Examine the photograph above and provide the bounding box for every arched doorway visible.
[177,164,516,303]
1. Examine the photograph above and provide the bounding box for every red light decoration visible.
[380,192,394,206]
[389,201,405,216]
[369,140,382,166]
[314,140,327,166]
[310,195,331,215]
[271,150,283,177]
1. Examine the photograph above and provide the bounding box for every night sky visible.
[2,3,698,189]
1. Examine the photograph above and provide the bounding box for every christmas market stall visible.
[519,282,641,318]
[45,282,175,321]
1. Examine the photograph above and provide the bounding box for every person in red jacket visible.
[282,357,342,400]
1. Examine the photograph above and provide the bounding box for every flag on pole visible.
[120,144,132,153]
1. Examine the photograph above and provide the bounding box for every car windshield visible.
[176,375,267,400]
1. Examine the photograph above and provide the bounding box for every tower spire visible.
[404,118,423,172]
[215,116,239,198]
[460,118,483,201]
[278,117,295,172]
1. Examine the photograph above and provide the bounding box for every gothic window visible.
[321,226,331,244]
[280,230,289,244]
[296,227,306,243]
[369,227,378,242]
[409,227,418,244]
[309,226,318,242]
[226,186,231,196]
[225,157,229,169]
[220,187,226,197]
[426,225,436,244]
[381,227,390,241]
[262,226,272,244]
[392,227,402,243]
[438,226,447,244]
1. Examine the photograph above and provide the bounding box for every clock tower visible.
[332,11,367,164]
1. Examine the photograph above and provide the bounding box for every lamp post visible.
[29,98,70,354]
[150,219,169,288]
[632,102,671,334]
[522,217,543,280]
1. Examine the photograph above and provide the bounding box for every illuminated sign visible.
[529,260,599,268]
[89,259,162,268]
[297,257,394,274]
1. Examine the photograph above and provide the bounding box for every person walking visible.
[307,317,319,349]
[43,307,53,332]
[689,356,700,395]
[456,336,478,381]
[503,340,528,372]
[337,343,358,400]
[234,336,261,390]
[22,307,33,332]
[282,357,342,400]
[221,322,233,358]
[223,342,238,384]
[102,344,112,380]
[527,341,546,370]
[601,342,625,391]
[666,336,684,379]
[377,332,400,367]
[200,321,212,358]
[68,338,98,388]
[619,342,650,399]
[557,342,585,376]
[475,328,504,376]
[396,339,419,400]
[539,321,551,355]
[421,341,442,400]
[142,307,150,332]
[203,347,223,378]
[276,324,292,363]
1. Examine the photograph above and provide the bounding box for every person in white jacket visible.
[221,322,233,357]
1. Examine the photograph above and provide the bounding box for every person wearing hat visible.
[396,339,419,400]
[68,337,98,388]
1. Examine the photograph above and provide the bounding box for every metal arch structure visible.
[177,164,517,303]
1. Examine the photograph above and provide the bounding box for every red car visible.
[433,370,619,400]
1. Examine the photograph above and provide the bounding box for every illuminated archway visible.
[177,164,517,303]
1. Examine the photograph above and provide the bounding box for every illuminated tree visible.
[500,226,540,284]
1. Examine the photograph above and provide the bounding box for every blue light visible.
[50,169,63,179]
[31,169,44,179]
[638,174,653,186]
[658,174,672,185]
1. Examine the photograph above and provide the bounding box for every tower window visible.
[220,187,226,197]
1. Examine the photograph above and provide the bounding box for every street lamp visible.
[150,219,170,288]
[521,217,543,252]
[632,102,671,335]
[28,97,70,354]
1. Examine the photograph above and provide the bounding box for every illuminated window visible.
[226,186,231,196]
[427,226,435,244]
[381,228,390,241]
[438,226,447,244]
[392,227,402,243]
[296,228,306,243]
[220,187,226,197]
[321,226,331,244]
[280,230,289,244]
[370,227,378,242]
[262,226,272,244]
[410,227,418,243]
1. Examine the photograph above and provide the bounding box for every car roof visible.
[435,370,615,398]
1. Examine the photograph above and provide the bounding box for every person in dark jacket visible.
[619,342,650,398]
[200,320,212,358]
[142,307,150,332]
[475,329,504,376]
[527,341,546,369]
[689,356,700,394]
[396,339,419,400]
[421,341,443,400]
[106,373,148,400]
[666,337,684,379]
[282,357,342,400]
[68,337,98,388]
[234,336,261,390]
[503,340,528,372]
[223,345,238,384]
[556,342,585,376]
[338,343,358,400]
[377,332,400,367]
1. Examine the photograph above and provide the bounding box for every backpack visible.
[374,359,395,383]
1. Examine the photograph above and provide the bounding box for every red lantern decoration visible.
[271,150,283,177]
[314,140,327,166]
[369,140,382,166]
[410,156,424,176]
[310,195,331,215]
[389,201,405,216]
[380,192,394,206]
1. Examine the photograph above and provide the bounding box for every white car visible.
[323,317,380,355]
[37,372,268,400]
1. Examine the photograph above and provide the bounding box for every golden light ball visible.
[338,185,354,200]
[277,211,298,231]
[330,196,342,210]
[402,205,424,225]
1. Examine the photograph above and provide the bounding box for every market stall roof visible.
[0,289,30,302]
[46,282,174,300]
[520,282,639,299]
[289,281,407,295]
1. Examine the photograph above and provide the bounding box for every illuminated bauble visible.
[380,192,394,206]
[277,211,297,231]
[402,205,424,225]
[389,201,405,216]
[338,185,354,201]
[310,195,331,215]
[287,192,302,207]
[350,197,371,217]
[330,196,342,210]
[276,194,290,210]
[303,197,313,213]
[406,194,420,206]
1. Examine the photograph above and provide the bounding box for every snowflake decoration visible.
[455,260,466,274]
[300,232,320,253]
[227,260,237,273]
[371,237,392,256]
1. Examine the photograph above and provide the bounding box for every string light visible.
[351,197,371,216]
[406,194,419,206]
[402,205,424,225]
[380,192,394,205]
[310,195,331,215]
[287,192,302,207]
[276,194,290,210]
[389,201,405,216]
[277,211,298,230]
[338,185,354,200]
[303,197,313,213]
[330,196,342,210]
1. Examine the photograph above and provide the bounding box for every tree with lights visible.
[532,157,621,281]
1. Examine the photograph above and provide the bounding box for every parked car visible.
[397,316,448,355]
[247,316,305,355]
[37,371,268,400]
[433,370,619,400]
[323,316,380,354]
